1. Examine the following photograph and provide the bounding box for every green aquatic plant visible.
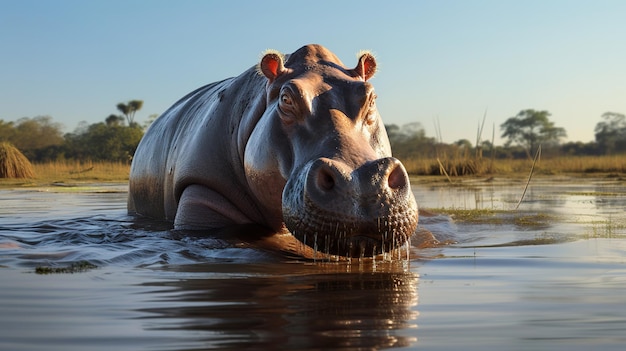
[432,208,506,224]
[565,191,624,197]
[586,217,626,239]
[512,213,554,229]
[432,207,558,228]
[35,261,98,274]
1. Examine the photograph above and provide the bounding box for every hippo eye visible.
[278,91,299,123]
[280,93,293,107]
[279,92,296,116]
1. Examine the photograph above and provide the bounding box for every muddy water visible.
[1,177,625,350]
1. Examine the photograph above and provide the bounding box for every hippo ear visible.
[259,50,286,82]
[354,51,377,81]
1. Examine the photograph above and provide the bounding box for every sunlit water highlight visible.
[1,177,625,350]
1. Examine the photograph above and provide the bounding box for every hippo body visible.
[128,44,418,258]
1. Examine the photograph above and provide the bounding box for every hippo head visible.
[245,44,418,258]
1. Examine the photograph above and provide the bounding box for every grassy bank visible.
[402,155,626,177]
[1,155,625,188]
[33,160,130,182]
[0,161,130,187]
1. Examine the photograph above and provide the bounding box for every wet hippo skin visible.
[128,44,419,258]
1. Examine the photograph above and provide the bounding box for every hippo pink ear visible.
[259,50,286,82]
[354,51,377,81]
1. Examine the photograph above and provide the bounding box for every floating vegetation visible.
[432,208,505,224]
[475,236,573,248]
[586,218,626,239]
[431,207,557,228]
[512,213,554,229]
[565,191,625,197]
[35,261,98,275]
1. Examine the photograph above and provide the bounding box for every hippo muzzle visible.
[282,156,418,258]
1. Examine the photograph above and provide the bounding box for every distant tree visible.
[0,120,16,142]
[500,109,567,158]
[0,116,64,160]
[73,121,90,135]
[65,118,144,162]
[385,124,403,144]
[386,123,426,143]
[142,113,159,131]
[116,100,144,126]
[385,122,436,159]
[454,139,473,149]
[560,141,598,156]
[480,140,493,150]
[386,122,428,143]
[594,112,626,154]
[105,114,125,127]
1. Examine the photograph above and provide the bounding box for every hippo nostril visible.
[387,162,407,190]
[317,167,336,192]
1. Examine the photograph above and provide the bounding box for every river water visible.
[1,177,625,350]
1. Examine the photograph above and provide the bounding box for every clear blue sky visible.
[1,0,624,144]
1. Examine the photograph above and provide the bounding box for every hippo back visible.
[128,70,267,222]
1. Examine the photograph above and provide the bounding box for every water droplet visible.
[359,241,366,262]
[347,241,353,260]
[372,245,377,266]
[313,232,318,262]
[324,234,330,257]
[405,237,411,261]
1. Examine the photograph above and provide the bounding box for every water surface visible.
[1,177,625,350]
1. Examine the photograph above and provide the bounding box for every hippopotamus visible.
[128,44,419,258]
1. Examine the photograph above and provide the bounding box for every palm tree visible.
[116,100,144,125]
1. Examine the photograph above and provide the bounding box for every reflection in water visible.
[0,186,422,350]
[138,263,419,350]
[2,178,626,350]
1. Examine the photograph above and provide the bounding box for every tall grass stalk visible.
[515,144,541,210]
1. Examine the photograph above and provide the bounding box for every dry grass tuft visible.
[0,142,35,178]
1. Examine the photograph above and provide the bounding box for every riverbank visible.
[402,154,626,176]
[0,160,130,188]
[1,156,625,188]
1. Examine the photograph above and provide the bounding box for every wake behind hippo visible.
[128,44,419,258]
